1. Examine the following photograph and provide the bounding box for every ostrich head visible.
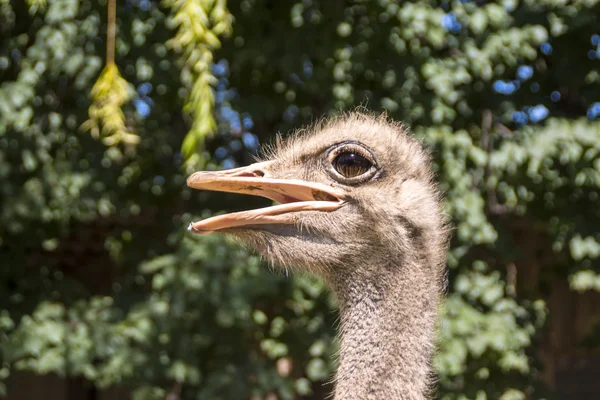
[187,113,447,282]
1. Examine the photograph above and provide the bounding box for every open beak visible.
[186,161,346,234]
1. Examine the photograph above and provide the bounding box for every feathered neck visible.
[328,258,442,400]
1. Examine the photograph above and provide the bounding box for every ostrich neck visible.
[329,260,440,400]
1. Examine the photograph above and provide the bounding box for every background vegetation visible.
[1,0,600,399]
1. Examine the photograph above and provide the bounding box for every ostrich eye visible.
[326,142,378,184]
[333,152,372,178]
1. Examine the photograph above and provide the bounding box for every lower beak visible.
[186,161,345,234]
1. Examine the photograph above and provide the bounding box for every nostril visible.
[235,172,256,177]
[233,170,265,178]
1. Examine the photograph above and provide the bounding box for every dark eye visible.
[332,152,373,178]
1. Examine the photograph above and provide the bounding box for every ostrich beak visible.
[186,161,345,234]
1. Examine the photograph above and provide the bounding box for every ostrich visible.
[187,113,449,400]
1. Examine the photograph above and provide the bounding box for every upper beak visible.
[186,161,345,234]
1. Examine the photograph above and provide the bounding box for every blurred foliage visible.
[165,0,233,162]
[1,0,600,399]
[83,63,140,145]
